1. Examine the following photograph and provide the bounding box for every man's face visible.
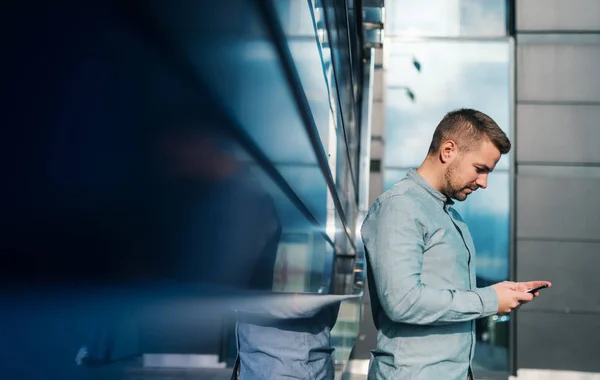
[443,139,501,201]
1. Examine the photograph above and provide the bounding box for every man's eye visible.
[475,167,484,173]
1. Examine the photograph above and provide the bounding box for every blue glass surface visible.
[2,1,371,378]
[385,40,511,170]
[273,0,360,237]
[145,0,342,245]
[386,0,507,37]
[276,164,329,227]
[273,0,333,154]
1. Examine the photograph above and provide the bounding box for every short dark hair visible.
[428,108,511,155]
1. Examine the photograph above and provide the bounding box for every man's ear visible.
[439,140,458,164]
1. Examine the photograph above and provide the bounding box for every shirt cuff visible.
[474,286,498,317]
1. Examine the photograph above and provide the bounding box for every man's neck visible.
[416,158,445,194]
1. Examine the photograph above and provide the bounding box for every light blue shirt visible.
[361,169,498,380]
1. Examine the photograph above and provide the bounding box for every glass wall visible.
[1,1,371,378]
[383,0,512,374]
[386,0,508,37]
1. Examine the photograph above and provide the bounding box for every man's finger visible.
[517,281,552,292]
[500,281,517,290]
[525,281,552,289]
[515,291,534,301]
[515,283,529,292]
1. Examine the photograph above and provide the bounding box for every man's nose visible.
[476,175,488,189]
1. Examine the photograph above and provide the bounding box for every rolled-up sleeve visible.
[361,195,498,325]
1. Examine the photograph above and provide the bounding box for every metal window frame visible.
[321,0,361,196]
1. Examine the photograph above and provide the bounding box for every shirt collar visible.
[407,168,454,208]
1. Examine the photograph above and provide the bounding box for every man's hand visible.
[491,282,533,314]
[491,280,552,313]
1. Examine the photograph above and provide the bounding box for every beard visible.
[443,160,474,202]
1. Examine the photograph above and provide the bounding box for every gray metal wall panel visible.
[517,0,600,31]
[517,104,600,164]
[517,311,600,372]
[516,176,600,240]
[517,240,600,313]
[515,0,600,375]
[517,43,600,102]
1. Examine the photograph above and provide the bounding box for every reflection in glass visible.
[248,163,334,294]
[272,0,333,154]
[330,297,363,364]
[2,0,371,378]
[275,164,329,227]
[385,40,511,170]
[272,230,335,294]
[386,0,507,37]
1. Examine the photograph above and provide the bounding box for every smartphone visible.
[525,284,549,294]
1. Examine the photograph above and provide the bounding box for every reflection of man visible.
[361,109,551,379]
[158,127,281,291]
[136,125,282,365]
[79,123,284,371]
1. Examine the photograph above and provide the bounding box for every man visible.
[361,109,551,379]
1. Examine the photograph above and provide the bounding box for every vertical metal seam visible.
[322,0,361,201]
[508,34,518,377]
[342,0,362,196]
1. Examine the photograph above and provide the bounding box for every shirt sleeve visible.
[361,195,498,325]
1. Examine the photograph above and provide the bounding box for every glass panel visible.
[156,2,316,167]
[273,0,333,154]
[4,1,367,378]
[331,297,363,364]
[363,7,383,24]
[384,40,511,170]
[276,164,329,226]
[386,0,507,37]
[330,209,357,295]
[149,0,339,236]
[335,132,358,239]
[274,0,360,234]
[271,230,335,294]
[207,41,318,165]
[323,1,360,183]
[332,205,356,258]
